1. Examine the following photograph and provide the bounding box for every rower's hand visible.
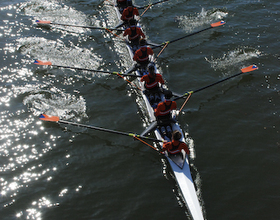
[171,110,178,119]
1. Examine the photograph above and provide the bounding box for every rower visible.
[160,130,190,156]
[123,19,145,50]
[140,63,165,107]
[121,0,139,24]
[133,38,154,67]
[154,90,177,121]
[125,38,154,75]
[154,90,177,138]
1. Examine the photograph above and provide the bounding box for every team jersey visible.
[133,46,154,64]
[123,26,145,42]
[140,73,164,90]
[154,100,177,117]
[162,140,190,155]
[121,6,139,21]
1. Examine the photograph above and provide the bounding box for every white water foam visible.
[23,89,87,120]
[205,46,262,71]
[177,8,228,32]
[16,36,102,73]
[18,0,95,34]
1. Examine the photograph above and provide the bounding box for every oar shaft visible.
[172,27,212,44]
[36,20,123,31]
[137,0,169,9]
[152,26,212,49]
[58,120,161,142]
[52,64,111,74]
[51,22,99,29]
[59,120,127,136]
[193,72,243,94]
[174,72,243,101]
[174,65,258,101]
[35,60,142,91]
[152,21,225,49]
[51,64,141,77]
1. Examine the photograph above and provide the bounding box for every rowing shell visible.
[113,3,204,220]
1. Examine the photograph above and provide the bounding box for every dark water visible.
[0,0,279,219]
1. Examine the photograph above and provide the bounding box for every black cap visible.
[129,19,137,26]
[164,90,173,99]
[139,38,147,46]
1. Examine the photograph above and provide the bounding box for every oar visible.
[124,21,225,73]
[177,93,192,115]
[151,20,226,49]
[34,60,142,91]
[137,0,170,9]
[140,121,158,137]
[174,65,258,101]
[34,59,142,77]
[35,20,123,31]
[39,114,163,143]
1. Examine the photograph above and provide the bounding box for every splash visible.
[18,0,95,34]
[177,8,228,32]
[16,37,102,70]
[23,89,87,120]
[205,47,262,71]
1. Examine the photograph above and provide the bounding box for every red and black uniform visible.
[140,73,164,90]
[154,100,177,121]
[133,46,154,65]
[162,140,190,155]
[123,26,145,44]
[121,6,139,22]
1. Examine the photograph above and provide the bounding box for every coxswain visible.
[140,63,164,106]
[161,130,190,156]
[123,19,145,47]
[154,90,177,124]
[121,0,139,23]
[133,38,154,67]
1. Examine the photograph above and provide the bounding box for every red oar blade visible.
[39,114,60,122]
[241,65,258,73]
[36,20,51,24]
[211,20,226,28]
[34,59,52,66]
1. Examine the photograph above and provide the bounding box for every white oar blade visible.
[39,114,60,122]
[241,65,258,73]
[34,59,52,66]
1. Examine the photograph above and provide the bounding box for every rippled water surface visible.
[0,0,279,219]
